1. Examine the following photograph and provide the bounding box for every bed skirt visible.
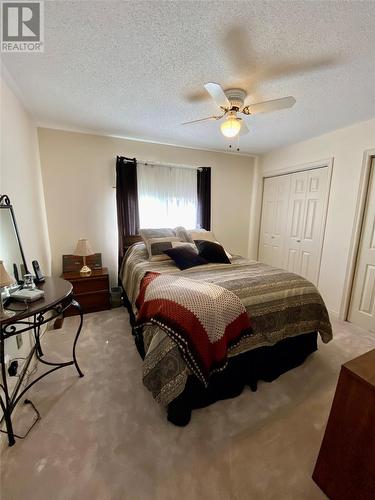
[167,331,318,426]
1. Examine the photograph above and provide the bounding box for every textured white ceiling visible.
[3,0,375,154]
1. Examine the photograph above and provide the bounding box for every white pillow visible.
[174,226,194,243]
[171,241,198,251]
[146,237,181,261]
[188,230,232,259]
[188,229,217,242]
[140,228,176,241]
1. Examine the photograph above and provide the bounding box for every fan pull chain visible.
[227,137,240,152]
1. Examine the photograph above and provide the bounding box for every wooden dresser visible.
[313,349,375,500]
[61,268,111,316]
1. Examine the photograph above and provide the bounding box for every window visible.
[137,163,198,229]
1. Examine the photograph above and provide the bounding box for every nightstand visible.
[61,267,111,316]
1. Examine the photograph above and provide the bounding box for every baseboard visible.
[328,308,340,321]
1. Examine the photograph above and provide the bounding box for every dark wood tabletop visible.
[1,277,73,325]
[343,348,375,388]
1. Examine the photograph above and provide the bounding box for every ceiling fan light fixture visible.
[220,117,242,138]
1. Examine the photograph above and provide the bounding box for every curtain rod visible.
[137,159,203,171]
[118,155,205,171]
[113,158,207,187]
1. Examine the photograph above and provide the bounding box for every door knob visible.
[296,239,301,243]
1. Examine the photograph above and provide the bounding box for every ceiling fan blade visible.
[244,96,296,115]
[181,115,222,125]
[204,82,230,109]
[239,120,249,135]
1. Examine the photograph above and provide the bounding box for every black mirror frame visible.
[0,194,29,274]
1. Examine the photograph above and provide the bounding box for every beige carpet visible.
[1,308,375,500]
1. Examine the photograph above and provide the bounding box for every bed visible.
[120,241,332,426]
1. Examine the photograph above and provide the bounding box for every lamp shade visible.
[74,239,94,257]
[220,117,242,138]
[0,260,15,287]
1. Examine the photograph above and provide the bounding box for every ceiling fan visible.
[182,82,296,138]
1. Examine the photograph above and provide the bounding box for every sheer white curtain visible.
[137,163,198,229]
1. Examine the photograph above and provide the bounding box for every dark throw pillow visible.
[163,245,208,270]
[194,240,231,264]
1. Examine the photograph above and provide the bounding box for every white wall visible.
[38,128,255,284]
[258,118,375,317]
[0,73,52,407]
[0,74,51,275]
[4,69,373,321]
[4,74,374,320]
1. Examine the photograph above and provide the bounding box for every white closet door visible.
[349,160,375,332]
[283,171,308,274]
[300,168,329,282]
[283,167,329,284]
[258,175,291,268]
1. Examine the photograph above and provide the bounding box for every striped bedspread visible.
[121,243,332,406]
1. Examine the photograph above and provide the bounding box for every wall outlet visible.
[16,334,23,349]
[8,360,18,377]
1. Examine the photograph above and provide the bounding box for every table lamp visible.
[0,260,16,320]
[74,239,94,276]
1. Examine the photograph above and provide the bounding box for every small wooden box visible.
[62,253,102,273]
[61,267,111,316]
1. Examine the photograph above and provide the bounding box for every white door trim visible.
[257,158,333,290]
[341,148,375,320]
[262,157,334,179]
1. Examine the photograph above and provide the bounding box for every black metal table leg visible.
[0,279,85,446]
[0,338,16,446]
[0,396,16,446]
[70,300,84,378]
[33,315,44,357]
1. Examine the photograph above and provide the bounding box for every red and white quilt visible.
[135,272,253,385]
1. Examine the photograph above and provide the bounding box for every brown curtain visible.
[116,156,139,270]
[197,167,211,230]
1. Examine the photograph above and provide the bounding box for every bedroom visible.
[1,1,375,499]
